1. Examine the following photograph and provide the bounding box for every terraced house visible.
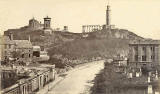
[0,35,15,62]
[0,33,33,65]
[1,64,56,94]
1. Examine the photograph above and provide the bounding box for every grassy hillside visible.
[4,27,143,67]
[48,38,130,59]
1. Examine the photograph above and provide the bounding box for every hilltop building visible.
[28,16,53,34]
[105,3,115,30]
[129,40,160,68]
[29,18,43,30]
[43,16,52,34]
[82,2,115,34]
[106,4,111,27]
[63,26,69,32]
[44,16,51,30]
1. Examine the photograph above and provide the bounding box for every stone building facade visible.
[0,35,15,62]
[1,65,56,94]
[28,16,52,34]
[13,40,33,65]
[129,40,160,67]
[29,18,43,30]
[1,67,18,89]
[0,34,33,65]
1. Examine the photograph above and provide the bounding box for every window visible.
[142,47,146,52]
[22,54,24,58]
[142,55,146,61]
[4,51,7,55]
[9,44,11,49]
[142,47,146,57]
[151,46,155,52]
[33,51,40,57]
[151,55,155,61]
[135,55,138,61]
[134,46,138,52]
[134,46,138,56]
[29,54,31,58]
[4,45,7,49]
[9,73,12,78]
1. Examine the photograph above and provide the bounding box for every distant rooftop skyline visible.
[0,0,160,39]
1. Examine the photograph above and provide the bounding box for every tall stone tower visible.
[44,16,51,30]
[106,3,111,26]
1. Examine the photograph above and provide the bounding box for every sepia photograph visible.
[0,0,160,94]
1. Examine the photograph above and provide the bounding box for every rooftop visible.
[14,40,32,48]
[129,39,160,45]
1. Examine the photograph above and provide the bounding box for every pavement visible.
[36,60,104,94]
[36,75,64,94]
[47,61,104,94]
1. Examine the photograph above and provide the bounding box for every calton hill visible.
[4,25,143,68]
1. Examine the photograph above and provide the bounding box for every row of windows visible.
[133,46,156,56]
[134,55,155,61]
[21,54,31,58]
[133,46,155,52]
[4,44,13,49]
[1,72,16,79]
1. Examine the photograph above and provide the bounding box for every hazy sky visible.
[0,0,160,39]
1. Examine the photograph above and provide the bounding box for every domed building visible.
[29,17,43,30]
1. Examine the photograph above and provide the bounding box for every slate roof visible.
[0,35,32,49]
[13,40,32,49]
[0,36,14,45]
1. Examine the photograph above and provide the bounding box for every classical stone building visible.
[28,16,53,34]
[129,40,160,67]
[29,18,43,30]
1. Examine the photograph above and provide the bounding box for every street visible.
[47,61,104,94]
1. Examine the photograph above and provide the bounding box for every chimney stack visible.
[64,26,68,32]
[9,32,13,40]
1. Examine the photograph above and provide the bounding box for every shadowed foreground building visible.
[1,64,56,94]
[129,40,160,68]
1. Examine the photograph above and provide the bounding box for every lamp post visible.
[0,65,1,93]
[48,83,49,91]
